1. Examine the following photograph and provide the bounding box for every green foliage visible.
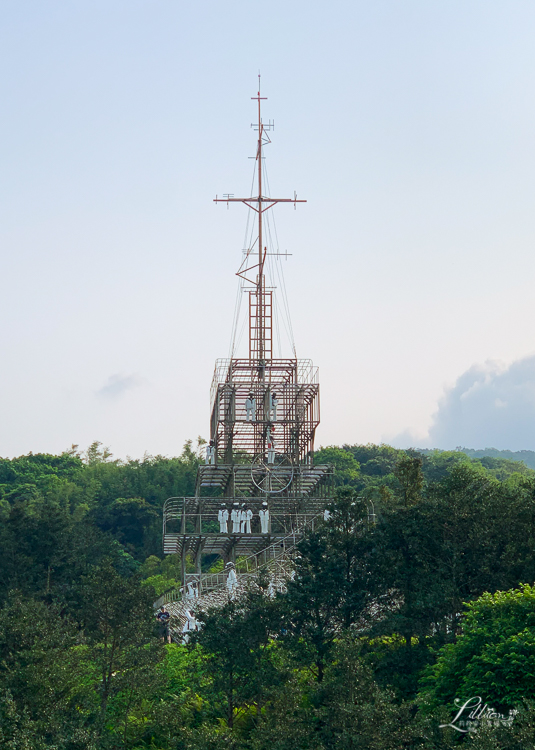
[251,636,439,750]
[0,441,203,607]
[464,703,535,749]
[282,488,376,680]
[457,446,535,471]
[313,446,360,484]
[0,567,164,748]
[0,595,95,744]
[4,440,535,748]
[93,496,159,556]
[420,584,535,711]
[142,574,181,595]
[191,583,286,728]
[395,455,424,506]
[0,451,83,486]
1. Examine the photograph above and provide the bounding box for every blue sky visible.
[2,1,535,457]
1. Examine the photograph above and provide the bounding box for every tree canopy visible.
[2,440,535,747]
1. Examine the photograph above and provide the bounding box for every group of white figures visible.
[218,501,270,534]
[184,580,199,598]
[245,391,278,422]
[180,561,240,642]
[204,391,280,466]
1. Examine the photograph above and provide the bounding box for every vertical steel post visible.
[257,83,264,364]
[181,545,186,594]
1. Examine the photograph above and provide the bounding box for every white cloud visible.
[391,355,535,451]
[96,374,142,401]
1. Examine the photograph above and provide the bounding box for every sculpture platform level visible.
[209,358,320,466]
[163,491,332,559]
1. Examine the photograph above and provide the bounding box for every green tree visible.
[395,455,424,507]
[80,560,163,745]
[0,595,95,747]
[313,446,360,486]
[94,497,159,556]
[282,489,375,681]
[0,690,46,750]
[368,460,510,699]
[465,704,535,750]
[420,583,535,711]
[191,584,284,729]
[252,637,439,750]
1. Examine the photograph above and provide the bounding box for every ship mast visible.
[255,83,266,363]
[214,76,305,366]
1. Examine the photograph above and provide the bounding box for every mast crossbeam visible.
[214,85,306,362]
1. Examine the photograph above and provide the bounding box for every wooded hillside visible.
[2,440,535,748]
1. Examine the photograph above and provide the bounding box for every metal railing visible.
[154,512,321,609]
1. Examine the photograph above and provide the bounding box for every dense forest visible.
[3,440,535,748]
[424,446,535,471]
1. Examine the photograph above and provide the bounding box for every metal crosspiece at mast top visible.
[214,77,306,363]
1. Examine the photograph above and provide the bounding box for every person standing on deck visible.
[218,504,229,533]
[245,506,253,533]
[259,502,270,534]
[266,425,276,465]
[231,503,241,533]
[226,562,238,597]
[156,606,171,643]
[245,392,256,421]
[268,392,278,421]
[205,440,216,465]
[240,503,247,533]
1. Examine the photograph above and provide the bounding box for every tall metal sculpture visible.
[162,81,332,604]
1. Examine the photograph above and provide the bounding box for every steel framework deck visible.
[210,357,319,465]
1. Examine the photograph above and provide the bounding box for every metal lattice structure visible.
[163,489,332,558]
[161,80,332,608]
[209,358,319,466]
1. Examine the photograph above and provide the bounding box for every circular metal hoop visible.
[251,454,294,494]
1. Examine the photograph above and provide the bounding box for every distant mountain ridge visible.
[423,447,535,471]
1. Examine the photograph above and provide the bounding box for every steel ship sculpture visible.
[159,82,333,631]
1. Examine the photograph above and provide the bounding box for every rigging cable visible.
[263,161,297,357]
[229,158,258,359]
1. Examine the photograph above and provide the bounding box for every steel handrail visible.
[154,511,323,608]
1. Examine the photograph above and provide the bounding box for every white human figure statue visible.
[245,507,253,534]
[323,509,331,521]
[269,391,279,421]
[218,505,229,533]
[226,562,238,597]
[181,609,198,643]
[266,426,276,465]
[240,504,247,533]
[186,581,195,598]
[259,502,270,534]
[231,503,241,533]
[245,392,256,421]
[205,440,216,465]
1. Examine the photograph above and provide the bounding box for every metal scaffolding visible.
[162,80,332,606]
[209,357,320,467]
